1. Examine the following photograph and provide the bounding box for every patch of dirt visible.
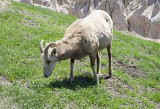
[0,76,13,86]
[18,10,49,27]
[0,76,17,108]
[22,18,39,27]
[122,31,160,44]
[74,55,146,78]
[104,76,133,98]
[0,1,11,11]
[103,76,145,107]
[19,10,49,21]
[136,85,160,108]
[0,96,18,109]
[103,76,160,108]
[112,57,146,78]
[137,86,160,109]
[65,101,75,109]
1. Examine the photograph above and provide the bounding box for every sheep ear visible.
[51,48,56,55]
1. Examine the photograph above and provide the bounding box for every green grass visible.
[0,1,160,108]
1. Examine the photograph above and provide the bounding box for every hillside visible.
[0,1,160,108]
[17,0,160,39]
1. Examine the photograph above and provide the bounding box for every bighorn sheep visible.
[40,10,113,84]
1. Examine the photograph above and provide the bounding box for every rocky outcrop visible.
[14,0,160,39]
[127,0,160,39]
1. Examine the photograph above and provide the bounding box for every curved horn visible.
[44,43,56,57]
[40,40,44,53]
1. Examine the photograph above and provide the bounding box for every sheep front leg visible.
[107,45,112,77]
[90,55,99,85]
[68,58,75,83]
[97,52,102,76]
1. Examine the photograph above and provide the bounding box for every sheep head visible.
[40,40,57,78]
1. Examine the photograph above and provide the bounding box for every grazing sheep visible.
[40,10,113,84]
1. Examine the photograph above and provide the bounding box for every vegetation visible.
[0,1,160,108]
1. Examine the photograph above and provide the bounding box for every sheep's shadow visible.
[47,75,98,90]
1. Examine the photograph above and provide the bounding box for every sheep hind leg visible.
[90,55,99,85]
[107,44,112,77]
[67,58,75,84]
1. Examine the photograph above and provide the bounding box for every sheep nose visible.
[44,75,48,78]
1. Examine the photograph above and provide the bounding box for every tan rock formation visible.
[128,0,160,39]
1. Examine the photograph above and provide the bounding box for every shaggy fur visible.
[40,10,113,84]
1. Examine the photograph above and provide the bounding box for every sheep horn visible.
[40,40,44,53]
[44,43,56,57]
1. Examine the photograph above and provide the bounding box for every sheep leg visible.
[90,55,99,85]
[68,58,75,83]
[107,44,112,77]
[97,52,102,76]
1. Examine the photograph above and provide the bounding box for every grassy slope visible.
[0,1,160,108]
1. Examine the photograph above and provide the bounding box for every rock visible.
[69,0,128,31]
[42,0,52,7]
[111,1,128,31]
[21,0,32,4]
[128,0,160,39]
[68,0,95,18]
[32,0,42,5]
[122,0,133,7]
[96,0,128,31]
[127,0,148,35]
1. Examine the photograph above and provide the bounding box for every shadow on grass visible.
[46,75,97,90]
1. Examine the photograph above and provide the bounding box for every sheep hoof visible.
[67,80,72,84]
[104,75,112,79]
[95,80,99,85]
[67,77,74,84]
